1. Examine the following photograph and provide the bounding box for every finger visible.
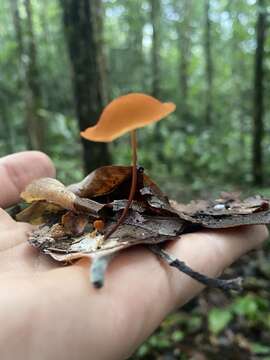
[0,151,55,208]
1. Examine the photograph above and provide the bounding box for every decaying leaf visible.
[21,178,76,209]
[170,195,270,228]
[21,177,106,218]
[20,166,182,254]
[17,166,270,290]
[16,201,63,225]
[61,211,89,236]
[68,165,169,205]
[67,166,132,199]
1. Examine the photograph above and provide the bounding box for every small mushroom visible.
[81,93,176,239]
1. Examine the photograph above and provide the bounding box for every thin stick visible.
[148,244,243,291]
[90,254,114,288]
[104,130,138,239]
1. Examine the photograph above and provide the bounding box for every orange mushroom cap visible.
[80,93,176,142]
[93,219,105,231]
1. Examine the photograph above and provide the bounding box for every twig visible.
[148,244,243,291]
[90,254,114,288]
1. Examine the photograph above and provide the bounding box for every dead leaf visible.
[16,201,63,225]
[171,195,270,228]
[29,215,180,262]
[21,178,76,209]
[61,211,89,236]
[20,177,106,218]
[67,166,131,198]
[17,166,270,290]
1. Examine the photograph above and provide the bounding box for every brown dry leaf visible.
[171,195,270,228]
[16,165,270,293]
[17,166,184,262]
[61,211,89,236]
[21,178,76,209]
[67,166,131,198]
[29,211,184,262]
[20,177,106,218]
[67,165,167,203]
[16,201,63,225]
[17,166,270,292]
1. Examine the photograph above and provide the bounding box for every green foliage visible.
[232,293,270,329]
[232,294,268,319]
[208,294,270,336]
[208,308,233,335]
[250,343,270,356]
[171,330,185,342]
[1,0,270,193]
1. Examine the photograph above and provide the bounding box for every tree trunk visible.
[61,0,110,173]
[10,0,30,149]
[252,0,266,186]
[11,0,24,62]
[1,101,15,153]
[91,0,109,105]
[150,0,161,99]
[204,0,213,126]
[126,1,145,90]
[174,0,192,120]
[24,0,44,150]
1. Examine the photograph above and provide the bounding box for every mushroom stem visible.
[104,130,138,239]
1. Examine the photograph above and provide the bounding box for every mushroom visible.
[81,93,176,239]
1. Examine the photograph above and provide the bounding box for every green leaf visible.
[251,342,270,355]
[232,294,261,320]
[208,308,233,335]
[187,315,203,332]
[171,330,184,342]
[137,344,150,357]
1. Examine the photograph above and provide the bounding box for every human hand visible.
[0,151,268,360]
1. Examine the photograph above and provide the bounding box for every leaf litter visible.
[16,165,270,290]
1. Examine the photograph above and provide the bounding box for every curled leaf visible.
[21,177,105,217]
[68,166,131,198]
[170,195,270,228]
[18,165,270,291]
[21,178,76,210]
[16,201,63,225]
[68,165,168,208]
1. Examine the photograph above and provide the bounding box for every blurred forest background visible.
[1,0,270,359]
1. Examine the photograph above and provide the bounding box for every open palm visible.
[0,151,267,360]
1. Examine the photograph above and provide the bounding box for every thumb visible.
[0,151,55,208]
